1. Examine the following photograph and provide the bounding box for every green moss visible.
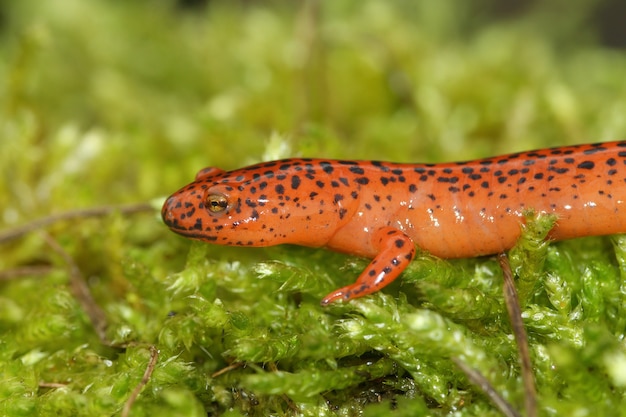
[1,0,626,415]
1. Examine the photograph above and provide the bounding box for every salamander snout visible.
[161,194,184,230]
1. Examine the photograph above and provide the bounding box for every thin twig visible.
[38,381,68,389]
[0,265,56,281]
[121,345,159,417]
[498,252,537,417]
[211,361,245,378]
[452,357,521,417]
[43,233,109,343]
[0,202,154,244]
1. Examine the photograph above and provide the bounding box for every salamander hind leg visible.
[321,227,416,305]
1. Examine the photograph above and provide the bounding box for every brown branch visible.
[0,202,154,244]
[121,345,159,417]
[498,252,537,417]
[211,361,245,378]
[0,265,56,281]
[43,233,109,343]
[452,357,521,417]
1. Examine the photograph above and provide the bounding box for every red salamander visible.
[162,141,626,304]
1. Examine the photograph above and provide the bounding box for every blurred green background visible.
[1,0,626,416]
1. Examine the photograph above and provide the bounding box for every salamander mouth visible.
[168,227,218,241]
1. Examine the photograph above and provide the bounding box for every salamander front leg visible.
[321,227,416,305]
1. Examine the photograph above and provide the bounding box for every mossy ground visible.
[1,1,626,416]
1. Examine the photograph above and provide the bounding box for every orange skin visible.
[162,141,626,304]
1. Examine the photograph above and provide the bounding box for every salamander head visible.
[161,160,357,248]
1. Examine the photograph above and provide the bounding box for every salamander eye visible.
[206,194,228,213]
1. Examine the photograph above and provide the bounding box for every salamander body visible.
[162,141,626,304]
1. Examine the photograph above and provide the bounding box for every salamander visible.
[162,141,626,304]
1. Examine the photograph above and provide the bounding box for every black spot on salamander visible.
[355,177,369,185]
[577,161,595,169]
[583,146,607,155]
[373,161,390,172]
[349,166,365,175]
[291,175,301,190]
[394,239,405,248]
[534,173,544,180]
[320,161,334,174]
[275,184,285,194]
